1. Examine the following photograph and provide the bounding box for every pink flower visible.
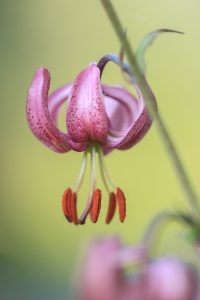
[78,237,146,300]
[26,55,154,225]
[143,258,198,300]
[78,237,199,300]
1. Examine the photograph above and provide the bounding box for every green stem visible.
[142,211,180,247]
[100,0,200,217]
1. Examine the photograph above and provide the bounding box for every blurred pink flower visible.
[142,258,198,300]
[26,61,153,224]
[78,237,146,300]
[78,237,199,300]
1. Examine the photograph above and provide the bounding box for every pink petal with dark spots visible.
[103,83,156,150]
[26,67,71,153]
[48,83,89,152]
[66,63,108,144]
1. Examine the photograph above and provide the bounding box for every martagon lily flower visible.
[26,54,155,225]
[78,237,198,300]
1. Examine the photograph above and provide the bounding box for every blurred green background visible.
[1,0,200,299]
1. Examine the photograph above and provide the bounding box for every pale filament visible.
[79,146,97,223]
[98,147,116,193]
[72,151,88,193]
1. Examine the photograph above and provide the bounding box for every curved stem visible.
[100,0,200,218]
[143,210,199,250]
[142,211,181,248]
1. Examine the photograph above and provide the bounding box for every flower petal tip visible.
[26,67,71,153]
[66,64,108,144]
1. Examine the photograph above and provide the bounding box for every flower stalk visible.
[142,211,182,248]
[100,0,200,218]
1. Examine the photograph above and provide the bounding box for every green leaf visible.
[135,28,184,73]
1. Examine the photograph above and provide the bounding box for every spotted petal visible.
[48,83,89,152]
[103,83,156,150]
[26,68,71,153]
[66,63,108,144]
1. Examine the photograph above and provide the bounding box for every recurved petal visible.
[48,83,72,124]
[103,83,156,150]
[26,68,71,153]
[102,84,138,134]
[48,83,89,152]
[66,63,108,143]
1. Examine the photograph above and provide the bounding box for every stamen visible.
[62,146,127,225]
[90,189,102,223]
[62,188,72,222]
[116,187,126,222]
[98,147,115,193]
[72,151,88,193]
[106,192,117,224]
[79,146,97,224]
[61,151,88,225]
[70,192,79,225]
[98,146,127,224]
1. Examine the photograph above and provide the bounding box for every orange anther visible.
[106,192,117,224]
[70,192,79,225]
[62,188,72,222]
[90,189,102,223]
[116,187,126,222]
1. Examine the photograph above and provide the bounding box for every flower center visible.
[62,143,126,225]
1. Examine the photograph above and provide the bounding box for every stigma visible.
[62,143,126,225]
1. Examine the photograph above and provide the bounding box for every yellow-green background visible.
[1,0,200,299]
